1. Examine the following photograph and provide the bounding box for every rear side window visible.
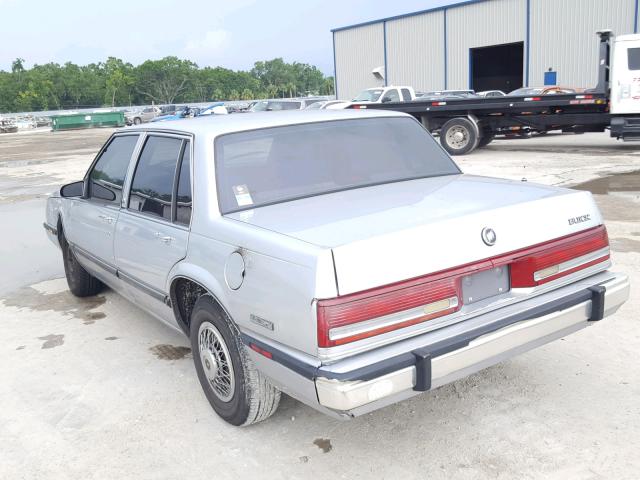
[401,89,412,101]
[128,136,182,220]
[89,135,139,204]
[175,143,192,226]
[215,117,460,214]
[628,48,640,70]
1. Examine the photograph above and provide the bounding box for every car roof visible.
[119,109,409,139]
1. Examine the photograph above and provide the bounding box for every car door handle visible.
[98,214,115,224]
[155,232,173,244]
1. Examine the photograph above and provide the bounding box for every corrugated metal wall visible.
[333,0,640,98]
[386,11,445,91]
[446,0,526,89]
[334,23,385,100]
[529,0,635,88]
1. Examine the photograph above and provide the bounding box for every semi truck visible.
[349,31,640,155]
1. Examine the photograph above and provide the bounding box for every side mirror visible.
[60,181,84,198]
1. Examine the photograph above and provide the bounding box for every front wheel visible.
[190,296,281,426]
[440,117,479,155]
[61,236,103,297]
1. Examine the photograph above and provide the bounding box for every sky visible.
[0,0,451,75]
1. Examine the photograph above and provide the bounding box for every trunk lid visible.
[227,175,603,295]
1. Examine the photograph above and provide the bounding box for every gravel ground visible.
[0,127,638,480]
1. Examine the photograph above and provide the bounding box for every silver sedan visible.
[44,110,629,426]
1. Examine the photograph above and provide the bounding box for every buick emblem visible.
[481,227,497,246]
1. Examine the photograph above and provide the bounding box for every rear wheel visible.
[440,117,479,155]
[190,296,281,426]
[60,231,103,297]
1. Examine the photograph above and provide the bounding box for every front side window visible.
[89,135,139,204]
[628,48,640,70]
[215,117,460,214]
[401,89,412,101]
[128,136,182,220]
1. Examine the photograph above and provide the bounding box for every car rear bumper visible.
[313,271,629,414]
[242,271,629,418]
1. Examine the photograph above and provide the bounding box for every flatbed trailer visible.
[348,31,640,155]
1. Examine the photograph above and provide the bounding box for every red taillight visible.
[317,275,461,348]
[508,225,609,287]
[317,225,610,348]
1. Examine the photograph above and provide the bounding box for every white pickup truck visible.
[352,86,416,103]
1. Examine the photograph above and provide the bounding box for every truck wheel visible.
[133,117,142,125]
[440,118,479,155]
[61,235,103,297]
[190,296,281,426]
[477,134,495,148]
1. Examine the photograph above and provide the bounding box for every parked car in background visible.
[250,99,304,111]
[352,86,416,103]
[199,103,229,116]
[416,90,477,99]
[477,90,506,97]
[125,106,161,126]
[508,86,580,96]
[0,117,18,133]
[45,110,629,426]
[305,100,350,110]
[151,105,200,122]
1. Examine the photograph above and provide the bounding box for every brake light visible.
[509,225,609,287]
[317,274,462,348]
[317,225,610,348]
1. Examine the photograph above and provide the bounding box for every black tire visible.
[60,231,103,297]
[477,133,495,148]
[439,117,479,155]
[190,296,281,426]
[133,117,142,125]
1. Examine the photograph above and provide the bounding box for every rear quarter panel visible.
[170,217,337,357]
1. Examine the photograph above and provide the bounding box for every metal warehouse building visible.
[332,0,640,100]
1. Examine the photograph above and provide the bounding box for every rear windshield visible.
[214,117,460,213]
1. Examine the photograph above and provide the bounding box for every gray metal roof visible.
[119,109,408,139]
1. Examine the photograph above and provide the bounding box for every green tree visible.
[104,57,134,107]
[321,77,335,96]
[135,57,197,104]
[0,55,334,113]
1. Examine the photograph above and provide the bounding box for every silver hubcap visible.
[198,322,235,402]
[446,125,470,149]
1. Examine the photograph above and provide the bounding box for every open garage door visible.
[470,42,524,93]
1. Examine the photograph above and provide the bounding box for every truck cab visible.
[352,86,416,103]
[610,33,640,139]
